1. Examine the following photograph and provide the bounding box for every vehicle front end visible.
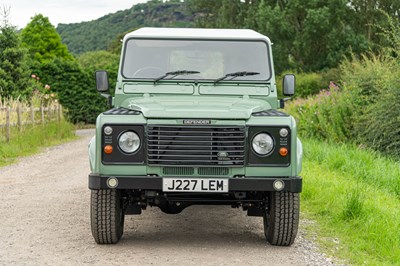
[88,28,302,246]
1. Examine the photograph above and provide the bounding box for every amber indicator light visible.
[279,147,288,157]
[104,145,113,154]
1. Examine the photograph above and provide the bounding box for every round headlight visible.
[252,133,274,155]
[118,131,140,154]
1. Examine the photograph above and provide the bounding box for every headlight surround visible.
[118,131,140,154]
[252,133,274,155]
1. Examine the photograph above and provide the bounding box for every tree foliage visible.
[57,0,196,55]
[31,58,108,123]
[18,14,107,123]
[20,14,73,63]
[78,50,119,92]
[0,19,31,98]
[55,0,400,73]
[196,0,398,71]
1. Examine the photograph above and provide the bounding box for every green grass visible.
[301,138,400,265]
[0,121,77,166]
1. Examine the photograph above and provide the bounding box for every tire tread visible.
[265,192,299,246]
[91,189,124,244]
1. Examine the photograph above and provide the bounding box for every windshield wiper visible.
[214,71,260,84]
[154,70,200,83]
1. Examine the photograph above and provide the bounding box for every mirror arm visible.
[279,97,292,109]
[101,93,113,107]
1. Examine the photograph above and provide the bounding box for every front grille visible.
[148,126,245,166]
[162,167,194,175]
[198,167,229,176]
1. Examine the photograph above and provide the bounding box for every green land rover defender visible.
[89,27,303,246]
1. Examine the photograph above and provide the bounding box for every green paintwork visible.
[119,95,272,119]
[89,112,303,177]
[89,28,303,181]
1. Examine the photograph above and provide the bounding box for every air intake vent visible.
[162,167,194,176]
[198,167,229,176]
[148,125,245,166]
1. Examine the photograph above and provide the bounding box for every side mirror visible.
[95,70,109,93]
[283,74,295,96]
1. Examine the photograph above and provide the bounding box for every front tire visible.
[91,189,125,244]
[263,191,300,246]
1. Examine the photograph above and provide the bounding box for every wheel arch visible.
[88,136,96,172]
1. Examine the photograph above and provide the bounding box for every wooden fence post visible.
[57,103,61,122]
[6,107,10,142]
[40,105,44,125]
[47,104,50,121]
[30,104,34,125]
[17,104,22,131]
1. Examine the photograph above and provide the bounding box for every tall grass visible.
[0,121,76,166]
[301,138,400,265]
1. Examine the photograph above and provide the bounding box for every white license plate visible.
[162,178,228,193]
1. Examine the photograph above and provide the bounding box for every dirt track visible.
[0,129,334,265]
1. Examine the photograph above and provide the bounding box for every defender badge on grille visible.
[217,151,230,161]
[183,119,211,125]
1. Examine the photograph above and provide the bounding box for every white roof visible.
[124,27,271,43]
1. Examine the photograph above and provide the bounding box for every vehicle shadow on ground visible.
[119,205,270,248]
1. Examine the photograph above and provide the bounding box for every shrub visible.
[77,50,119,95]
[340,54,400,157]
[287,53,400,158]
[31,58,108,124]
[277,69,340,98]
[294,72,325,98]
[285,82,354,142]
[355,68,400,157]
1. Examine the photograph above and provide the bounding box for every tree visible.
[107,31,131,55]
[20,14,73,63]
[18,14,108,123]
[349,0,400,47]
[190,0,371,72]
[0,9,31,98]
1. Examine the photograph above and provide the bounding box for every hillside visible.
[56,1,196,54]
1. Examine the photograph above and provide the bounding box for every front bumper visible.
[89,174,302,193]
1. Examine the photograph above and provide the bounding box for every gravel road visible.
[0,129,335,265]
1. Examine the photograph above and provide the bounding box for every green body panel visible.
[147,119,246,126]
[89,111,303,177]
[91,113,147,174]
[246,115,302,176]
[118,95,272,119]
[123,83,195,95]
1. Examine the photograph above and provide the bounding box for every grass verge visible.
[0,121,77,167]
[301,138,400,265]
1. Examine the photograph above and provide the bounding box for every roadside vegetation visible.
[0,120,76,167]
[284,15,400,264]
[301,139,400,265]
[0,95,76,167]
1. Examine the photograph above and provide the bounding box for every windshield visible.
[122,39,271,81]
